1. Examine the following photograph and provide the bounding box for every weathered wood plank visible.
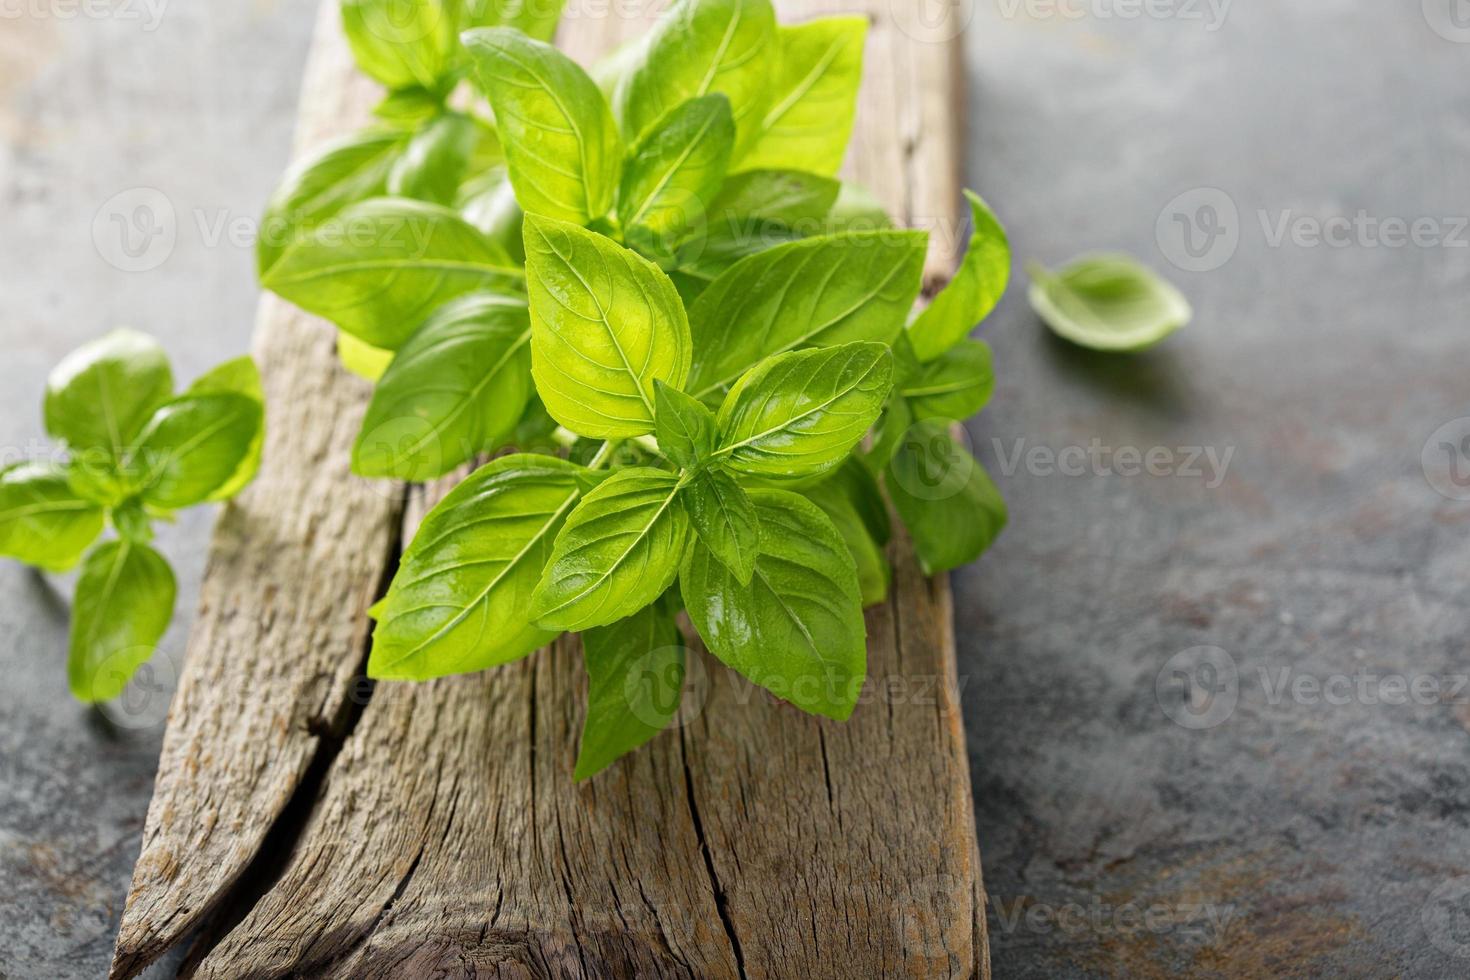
[113,2,989,977]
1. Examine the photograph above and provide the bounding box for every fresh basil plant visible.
[258,0,1012,778]
[1,330,265,703]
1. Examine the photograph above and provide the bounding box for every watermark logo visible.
[1157,645,1238,730]
[995,0,1231,32]
[888,0,976,44]
[622,644,708,729]
[1156,187,1240,272]
[93,187,176,273]
[888,422,977,503]
[992,437,1235,488]
[87,644,178,731]
[1423,877,1470,958]
[0,0,169,31]
[1423,418,1470,502]
[1423,0,1470,43]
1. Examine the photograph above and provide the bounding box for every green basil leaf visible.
[386,111,480,206]
[354,293,532,481]
[337,331,395,381]
[530,468,690,632]
[368,454,594,680]
[908,190,1010,362]
[372,88,444,131]
[524,214,692,438]
[739,16,866,176]
[686,230,926,401]
[675,168,842,280]
[463,0,567,41]
[807,473,889,606]
[130,393,263,510]
[462,27,622,225]
[68,539,175,703]
[618,94,735,259]
[885,419,1007,574]
[0,463,104,572]
[900,338,994,422]
[186,356,266,502]
[262,197,522,349]
[824,455,890,544]
[575,602,686,781]
[341,0,460,92]
[457,166,525,261]
[45,329,173,459]
[679,467,759,585]
[681,488,865,720]
[614,0,776,153]
[652,379,717,470]
[1027,252,1192,352]
[714,342,893,479]
[863,394,911,475]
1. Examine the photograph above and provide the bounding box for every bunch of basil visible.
[258,0,1010,778]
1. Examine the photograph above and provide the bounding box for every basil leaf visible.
[864,395,911,476]
[68,539,175,703]
[262,197,523,349]
[739,16,866,176]
[900,338,994,422]
[463,0,567,41]
[386,112,480,206]
[337,331,395,381]
[1027,252,1192,352]
[885,419,1007,574]
[652,379,717,470]
[614,0,776,153]
[807,473,889,606]
[340,0,460,92]
[45,328,173,459]
[676,168,841,278]
[575,602,686,781]
[457,167,525,261]
[462,27,622,225]
[524,214,692,438]
[0,463,104,572]
[824,455,890,545]
[714,342,893,479]
[130,393,264,510]
[186,356,266,502]
[679,467,759,585]
[368,454,593,680]
[908,190,1010,362]
[618,94,735,259]
[530,468,690,632]
[681,488,865,720]
[686,230,926,401]
[257,128,404,274]
[372,88,444,131]
[354,293,532,481]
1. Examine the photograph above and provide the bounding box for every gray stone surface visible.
[1,2,1467,977]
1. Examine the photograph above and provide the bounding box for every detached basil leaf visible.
[900,338,994,422]
[0,463,103,572]
[618,94,735,259]
[524,214,691,438]
[462,27,622,225]
[614,0,776,152]
[340,0,460,92]
[686,231,926,401]
[530,468,690,632]
[679,468,759,585]
[354,293,532,481]
[186,356,266,502]
[715,342,893,479]
[807,473,889,607]
[257,128,404,274]
[575,602,686,781]
[337,331,395,381]
[885,419,1007,574]
[368,454,593,680]
[908,190,1010,362]
[681,489,865,720]
[68,539,175,703]
[463,0,567,41]
[653,380,717,470]
[1027,253,1192,352]
[387,112,480,206]
[739,16,866,175]
[131,393,263,510]
[45,328,173,459]
[262,198,522,350]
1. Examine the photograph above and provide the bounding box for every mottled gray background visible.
[2,1,1468,977]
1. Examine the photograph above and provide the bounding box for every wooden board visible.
[110,2,988,977]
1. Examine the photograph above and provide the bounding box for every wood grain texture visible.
[112,1,989,977]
